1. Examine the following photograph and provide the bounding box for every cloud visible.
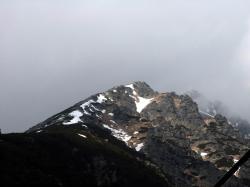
[0,0,250,132]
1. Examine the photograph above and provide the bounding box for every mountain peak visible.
[124,81,156,97]
[25,81,250,186]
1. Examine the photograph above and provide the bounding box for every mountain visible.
[1,81,250,186]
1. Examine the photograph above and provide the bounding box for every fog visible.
[0,0,250,133]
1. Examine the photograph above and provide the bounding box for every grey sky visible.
[1,0,250,133]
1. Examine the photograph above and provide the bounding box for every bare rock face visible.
[27,81,250,186]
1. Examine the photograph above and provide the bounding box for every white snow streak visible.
[81,100,95,110]
[96,94,107,103]
[81,100,95,115]
[126,83,153,113]
[103,124,131,144]
[199,110,215,118]
[80,95,106,115]
[233,159,239,163]
[63,111,83,125]
[110,120,117,124]
[233,159,240,177]
[135,143,144,151]
[125,84,135,90]
[78,134,87,139]
[200,152,208,157]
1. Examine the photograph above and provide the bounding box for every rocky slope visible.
[2,81,250,186]
[187,90,250,140]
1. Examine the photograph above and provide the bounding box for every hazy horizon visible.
[1,0,250,133]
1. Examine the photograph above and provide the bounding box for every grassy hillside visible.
[0,125,170,187]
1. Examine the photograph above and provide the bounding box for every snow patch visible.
[135,97,153,113]
[108,113,114,116]
[135,143,144,151]
[81,98,105,114]
[81,100,95,110]
[96,94,107,103]
[82,124,88,128]
[233,159,240,177]
[113,90,117,93]
[63,111,83,125]
[101,109,106,114]
[233,159,239,163]
[81,100,96,115]
[78,134,87,139]
[200,152,208,157]
[103,124,131,144]
[133,131,139,135]
[125,84,135,90]
[125,83,153,113]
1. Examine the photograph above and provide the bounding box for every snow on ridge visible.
[80,94,107,115]
[135,143,144,151]
[63,111,83,125]
[97,94,107,103]
[125,84,135,90]
[126,83,153,113]
[103,124,131,144]
[125,84,137,95]
[81,100,95,115]
[81,99,95,109]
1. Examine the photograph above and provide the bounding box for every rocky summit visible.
[1,81,250,187]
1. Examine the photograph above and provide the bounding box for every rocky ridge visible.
[27,81,250,186]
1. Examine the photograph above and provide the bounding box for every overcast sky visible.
[1,0,250,133]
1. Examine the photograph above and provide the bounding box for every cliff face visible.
[13,81,250,186]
